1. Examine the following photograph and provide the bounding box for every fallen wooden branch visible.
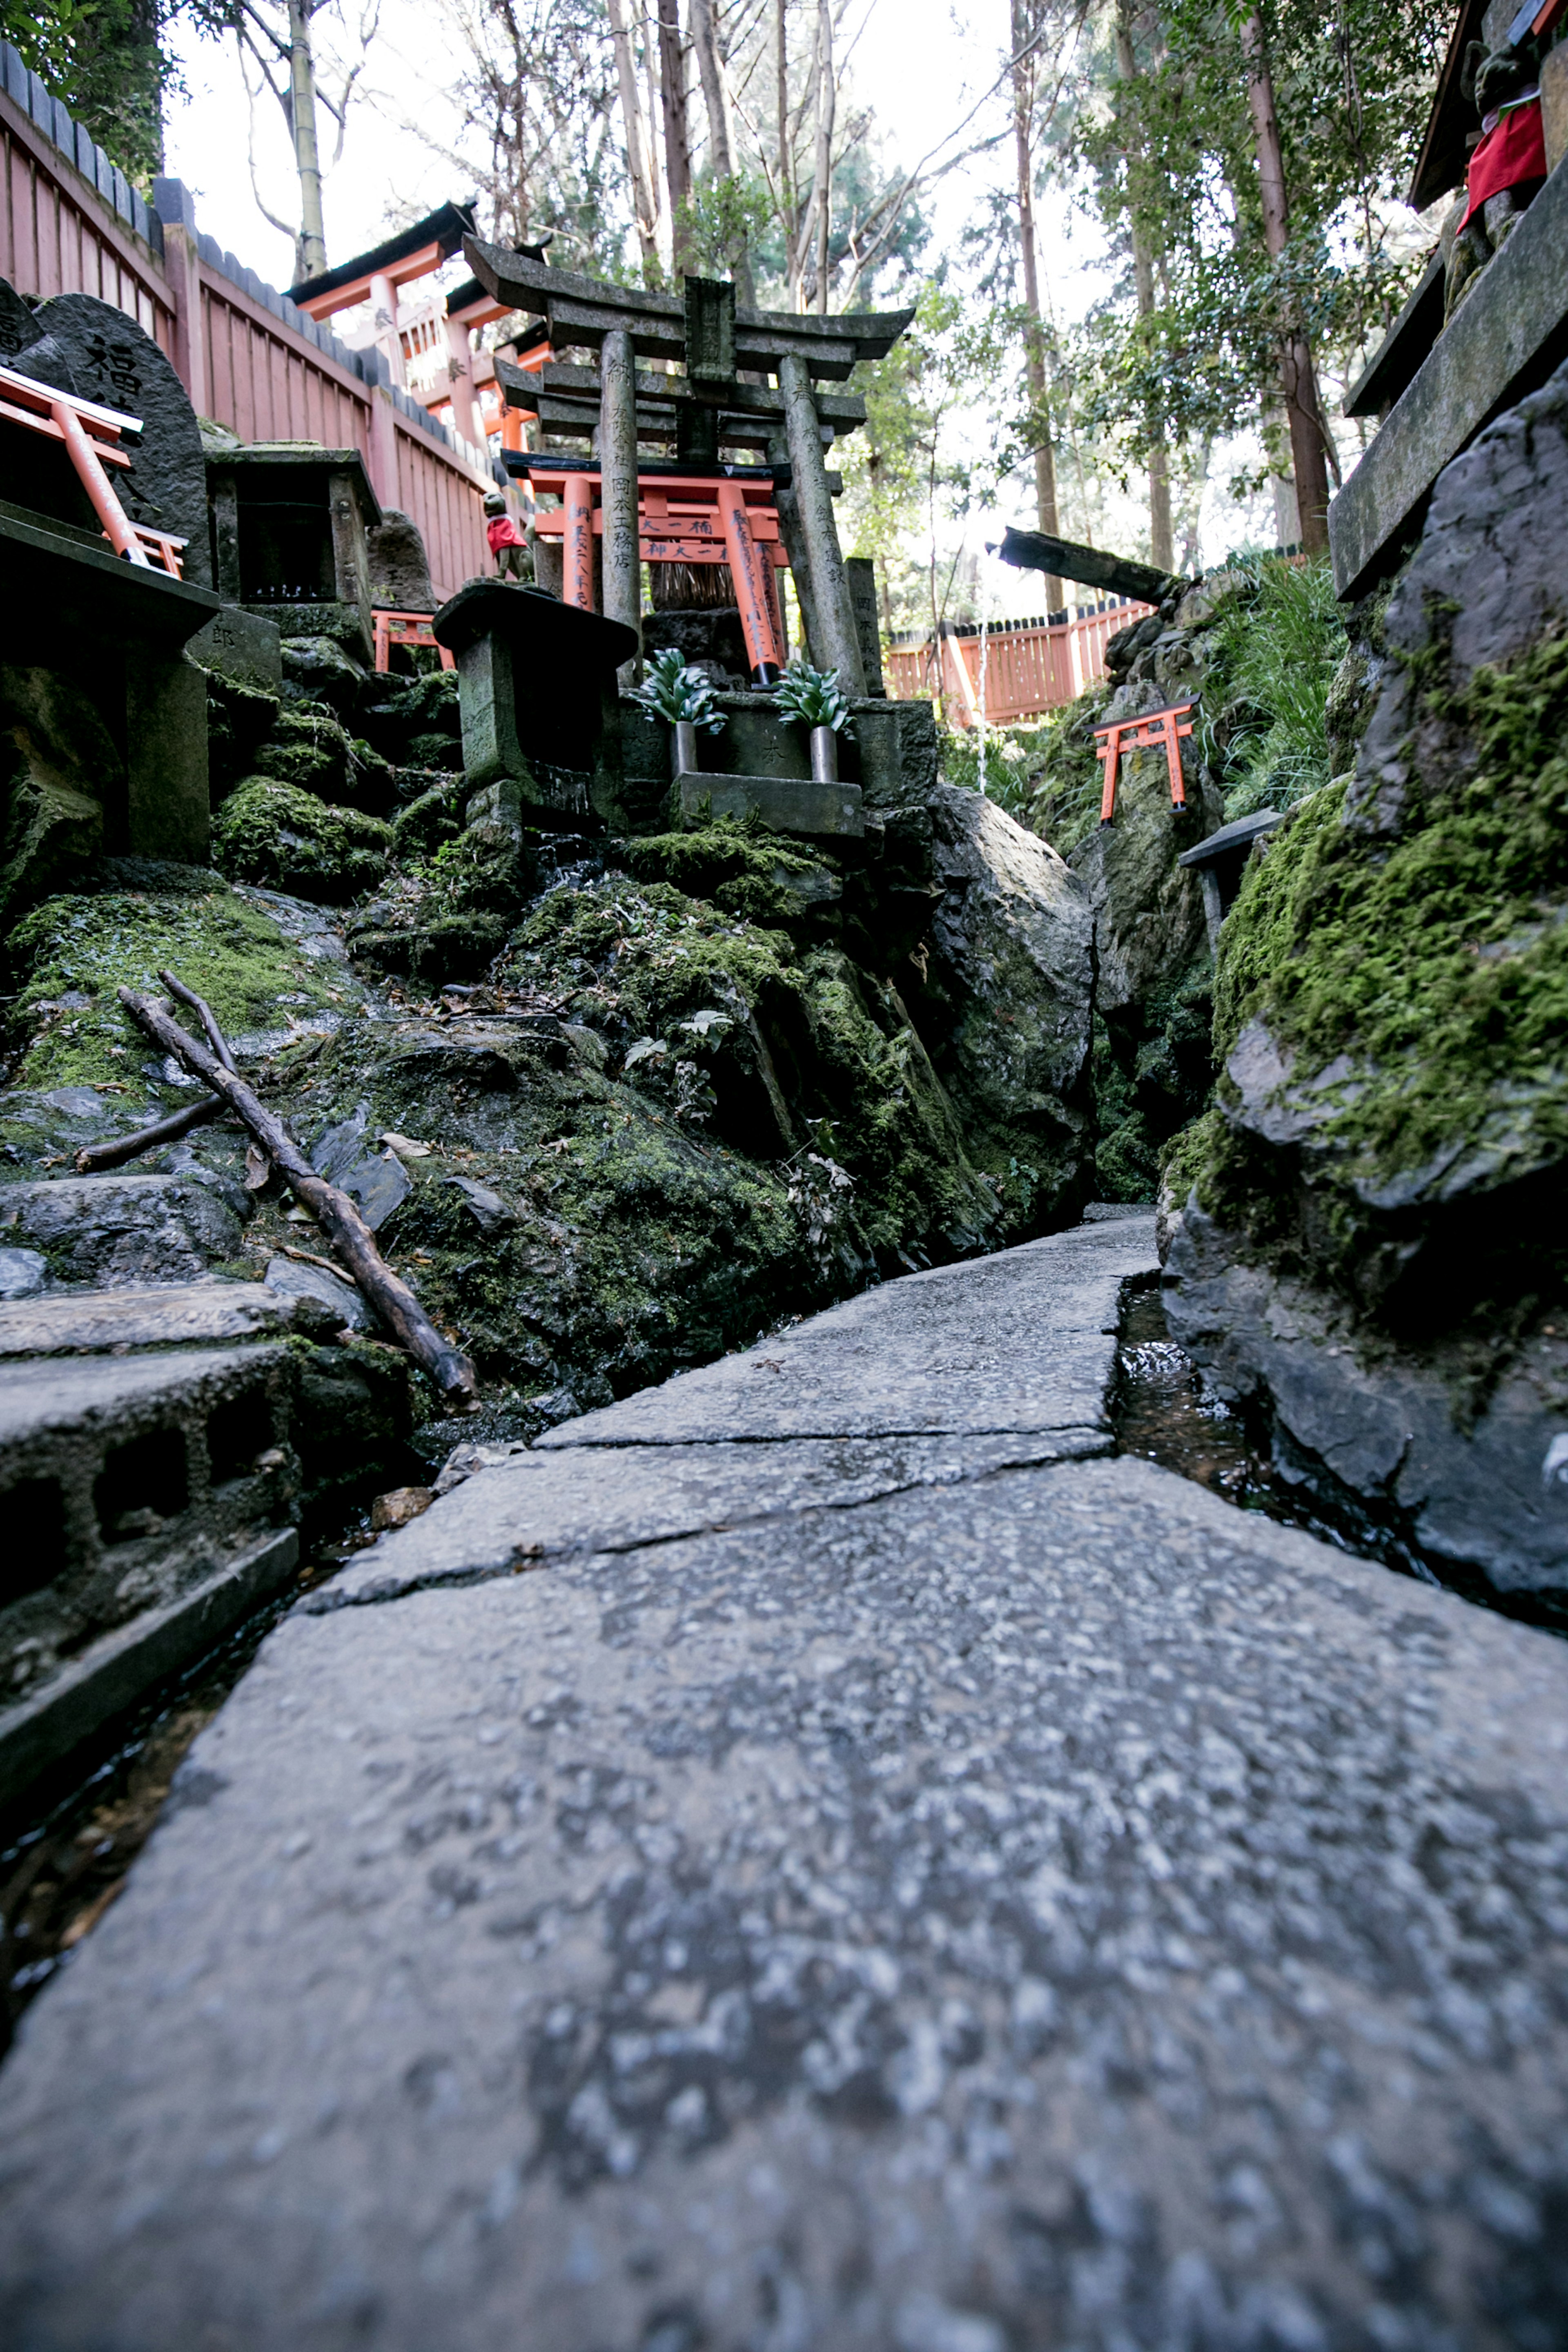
[76,1096,225,1174]
[76,972,245,1174]
[158,969,239,1072]
[118,985,478,1408]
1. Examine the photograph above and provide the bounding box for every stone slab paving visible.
[537,1216,1154,1448]
[1,1223,1566,2352]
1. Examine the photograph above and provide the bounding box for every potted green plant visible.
[630,645,726,778]
[775,660,853,783]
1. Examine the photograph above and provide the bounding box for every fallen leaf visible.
[380,1131,433,1159]
[245,1142,271,1192]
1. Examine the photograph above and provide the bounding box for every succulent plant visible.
[774,660,853,735]
[629,645,726,732]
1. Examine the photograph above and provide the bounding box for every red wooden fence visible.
[0,56,490,603]
[886,603,1155,727]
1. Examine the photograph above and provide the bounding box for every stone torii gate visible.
[463,241,911,695]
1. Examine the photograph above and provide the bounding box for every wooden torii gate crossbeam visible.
[464,241,913,695]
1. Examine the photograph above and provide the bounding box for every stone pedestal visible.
[677,772,866,840]
[431,581,638,827]
[0,508,220,912]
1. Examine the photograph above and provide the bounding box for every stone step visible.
[0,1344,300,1810]
[0,1277,332,1358]
[1,1221,1564,2345]
[0,1173,243,1291]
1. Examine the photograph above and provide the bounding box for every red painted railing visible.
[885,604,1155,727]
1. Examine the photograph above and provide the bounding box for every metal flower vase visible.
[810,724,838,783]
[675,719,699,777]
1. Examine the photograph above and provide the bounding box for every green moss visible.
[248,710,394,813]
[3,888,354,1088]
[213,780,391,901]
[1020,691,1114,857]
[617,824,826,926]
[1215,628,1568,1186]
[499,870,998,1259]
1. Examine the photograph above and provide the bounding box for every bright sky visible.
[162,0,1288,598]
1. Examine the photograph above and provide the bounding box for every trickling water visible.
[1113,1284,1568,1639]
[1111,1287,1339,1540]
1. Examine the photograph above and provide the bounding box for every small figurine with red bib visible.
[483,490,532,583]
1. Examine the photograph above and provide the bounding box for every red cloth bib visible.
[487,514,527,553]
[1461,96,1547,230]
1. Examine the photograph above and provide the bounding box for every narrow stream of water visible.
[1112,1283,1568,1641]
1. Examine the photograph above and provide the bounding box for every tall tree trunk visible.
[1241,8,1331,555]
[659,0,694,274]
[690,0,756,299]
[812,0,835,312]
[1011,0,1062,610]
[1113,0,1172,569]
[607,0,663,278]
[287,0,327,282]
[777,0,801,309]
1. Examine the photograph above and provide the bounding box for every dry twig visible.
[118,986,477,1408]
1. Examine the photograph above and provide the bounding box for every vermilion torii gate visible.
[462,241,912,692]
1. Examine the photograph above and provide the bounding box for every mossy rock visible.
[617,823,829,927]
[2,885,358,1090]
[0,757,102,927]
[403,731,464,773]
[250,710,393,813]
[279,635,367,720]
[500,871,999,1258]
[359,669,462,763]
[212,779,391,901]
[392,778,466,861]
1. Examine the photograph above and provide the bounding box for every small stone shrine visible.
[1331,0,1568,597]
[205,444,381,663]
[431,580,638,834]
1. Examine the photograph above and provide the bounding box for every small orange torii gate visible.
[517,456,788,685]
[1093,700,1196,823]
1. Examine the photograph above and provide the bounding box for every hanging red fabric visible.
[1460,96,1547,230]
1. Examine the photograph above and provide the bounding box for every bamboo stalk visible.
[118,987,478,1407]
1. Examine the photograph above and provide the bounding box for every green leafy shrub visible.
[1198,553,1346,818]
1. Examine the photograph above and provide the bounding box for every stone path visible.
[2,1216,1566,2351]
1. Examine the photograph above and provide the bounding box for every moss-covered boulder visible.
[1161,358,1568,1602]
[213,780,390,900]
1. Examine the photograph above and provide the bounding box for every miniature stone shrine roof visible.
[995,523,1185,607]
[1409,0,1492,211]
[203,442,382,527]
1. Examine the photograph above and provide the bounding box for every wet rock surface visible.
[0,1221,1564,2350]
[1159,358,1568,1600]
